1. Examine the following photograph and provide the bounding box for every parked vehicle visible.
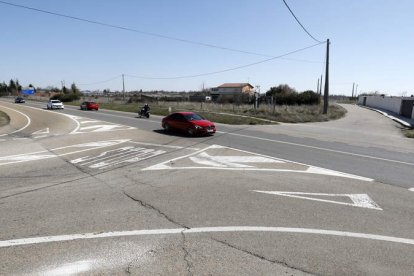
[14,97,25,103]
[47,100,64,110]
[162,112,216,136]
[80,101,99,111]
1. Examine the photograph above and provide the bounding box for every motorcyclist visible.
[139,103,150,116]
[142,103,150,114]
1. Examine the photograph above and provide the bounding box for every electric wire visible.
[0,0,275,58]
[125,41,324,80]
[78,75,121,86]
[281,0,323,43]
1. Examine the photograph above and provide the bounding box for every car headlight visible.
[194,125,203,129]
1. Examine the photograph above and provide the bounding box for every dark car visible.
[15,97,25,103]
[80,101,99,111]
[162,112,216,136]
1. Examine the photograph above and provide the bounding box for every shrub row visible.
[50,93,81,102]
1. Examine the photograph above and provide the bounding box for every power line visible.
[125,41,324,80]
[0,0,275,58]
[78,75,121,86]
[281,0,322,43]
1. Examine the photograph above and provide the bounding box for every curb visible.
[360,105,413,128]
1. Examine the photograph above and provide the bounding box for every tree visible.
[8,79,16,92]
[266,84,298,105]
[0,82,8,96]
[71,82,80,94]
[15,80,22,93]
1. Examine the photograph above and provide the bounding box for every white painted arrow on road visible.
[189,152,283,168]
[253,191,382,210]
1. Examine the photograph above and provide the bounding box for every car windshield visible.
[184,113,204,121]
[51,100,61,103]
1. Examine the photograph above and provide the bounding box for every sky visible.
[1,0,414,96]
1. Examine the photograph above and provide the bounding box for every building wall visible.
[412,104,414,119]
[217,87,242,94]
[358,96,402,114]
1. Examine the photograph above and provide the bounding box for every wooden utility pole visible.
[323,39,330,114]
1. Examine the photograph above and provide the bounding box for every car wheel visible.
[187,128,195,136]
[164,123,170,132]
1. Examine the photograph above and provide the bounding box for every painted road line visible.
[144,144,374,181]
[253,191,382,210]
[0,139,129,166]
[3,103,81,134]
[1,226,414,248]
[409,188,414,192]
[129,141,200,151]
[70,147,165,169]
[217,131,414,167]
[190,152,283,168]
[0,105,31,136]
[32,128,50,135]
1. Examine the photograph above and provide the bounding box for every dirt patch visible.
[0,110,10,127]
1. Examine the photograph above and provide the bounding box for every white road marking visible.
[0,139,129,166]
[129,141,200,150]
[190,152,282,168]
[217,131,414,167]
[42,260,93,276]
[77,124,135,133]
[70,146,165,169]
[0,105,31,136]
[144,144,374,181]
[1,226,413,248]
[409,188,414,192]
[32,128,49,135]
[253,191,382,210]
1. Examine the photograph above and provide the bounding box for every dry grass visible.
[0,110,10,127]
[68,99,346,125]
[403,129,414,138]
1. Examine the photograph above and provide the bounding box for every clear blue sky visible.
[1,0,413,96]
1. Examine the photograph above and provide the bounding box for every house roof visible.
[217,83,254,88]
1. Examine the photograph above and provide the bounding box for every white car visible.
[47,100,65,110]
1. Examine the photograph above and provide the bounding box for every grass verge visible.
[403,128,414,138]
[66,100,346,125]
[0,110,10,127]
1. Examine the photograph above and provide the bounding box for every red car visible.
[162,112,216,136]
[80,101,99,111]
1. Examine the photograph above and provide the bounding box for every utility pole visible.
[355,84,358,97]
[319,75,323,95]
[323,39,330,114]
[317,78,320,94]
[352,83,355,98]
[122,74,125,101]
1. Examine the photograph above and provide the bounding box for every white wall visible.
[359,96,402,114]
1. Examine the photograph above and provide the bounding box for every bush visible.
[50,93,80,102]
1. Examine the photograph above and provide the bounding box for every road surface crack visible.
[212,238,315,275]
[181,230,194,276]
[122,190,189,229]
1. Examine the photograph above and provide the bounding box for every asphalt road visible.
[0,99,413,275]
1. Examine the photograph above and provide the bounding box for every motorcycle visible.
[138,108,150,118]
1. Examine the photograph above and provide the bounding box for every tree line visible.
[0,79,82,102]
